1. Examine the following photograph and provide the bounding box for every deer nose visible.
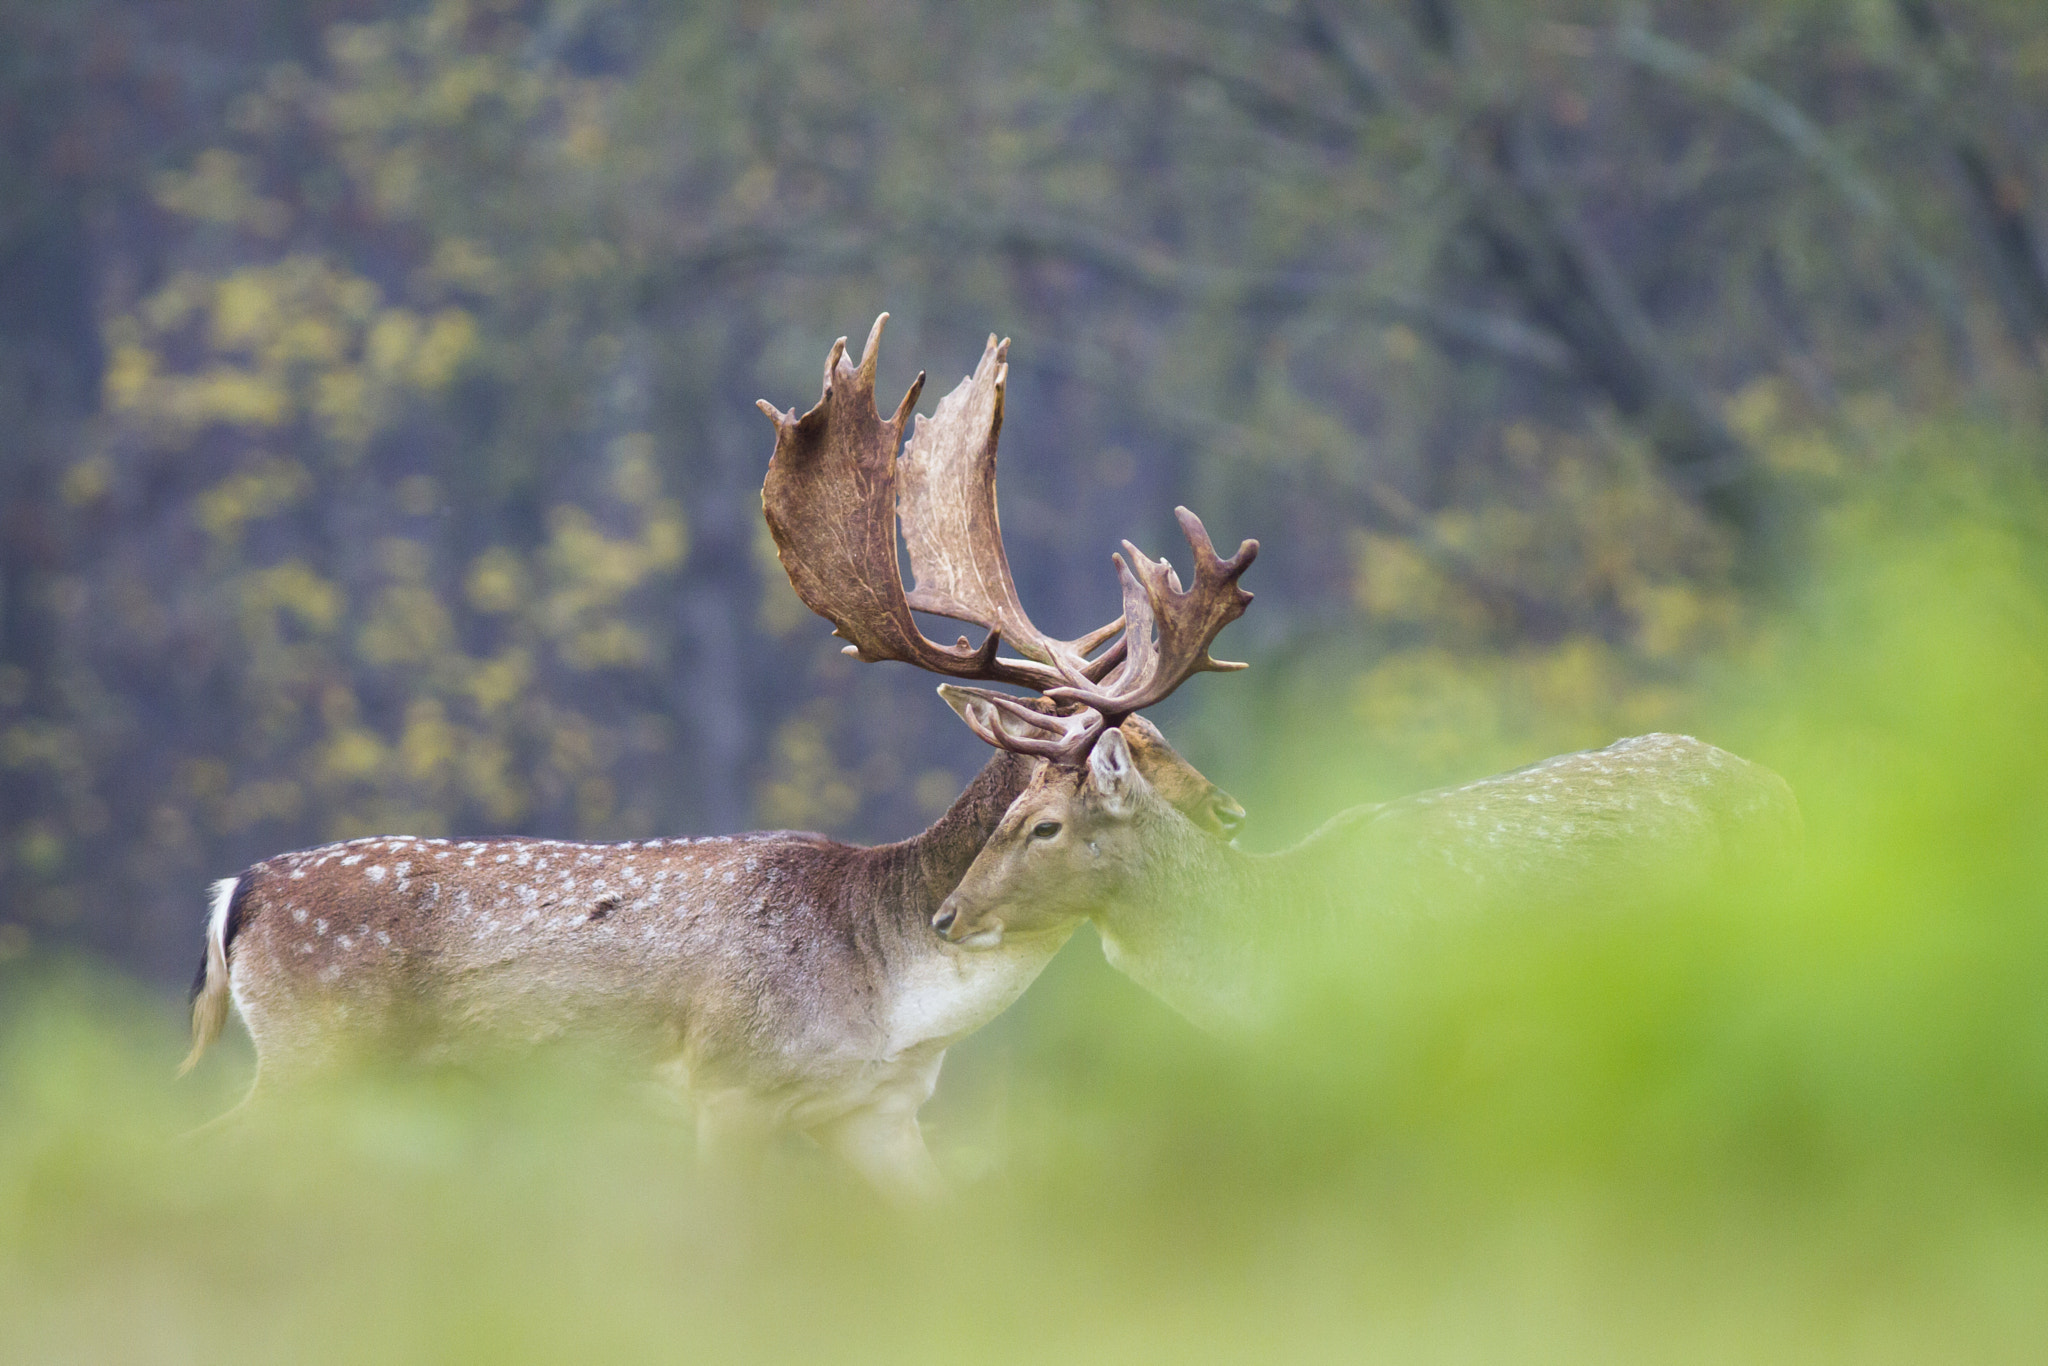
[932,907,956,934]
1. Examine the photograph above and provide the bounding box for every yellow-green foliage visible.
[4,469,2047,1363]
[28,4,698,871]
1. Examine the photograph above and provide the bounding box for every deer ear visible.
[1087,727,1139,815]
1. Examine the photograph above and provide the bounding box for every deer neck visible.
[893,750,1041,906]
[1089,798,1480,1028]
[1090,818,1326,1031]
[863,751,1076,1054]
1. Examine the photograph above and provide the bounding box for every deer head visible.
[931,720,1222,947]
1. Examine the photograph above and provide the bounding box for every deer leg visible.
[809,1105,946,1207]
[177,1043,330,1142]
[692,1089,781,1180]
[178,1086,260,1143]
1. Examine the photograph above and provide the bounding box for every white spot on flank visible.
[342,854,364,866]
[290,868,305,879]
[376,931,391,946]
[291,907,307,924]
[315,919,328,935]
[366,865,387,883]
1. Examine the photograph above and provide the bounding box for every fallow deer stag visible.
[936,723,1802,1030]
[180,315,1242,1202]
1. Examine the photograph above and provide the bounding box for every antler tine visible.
[1047,506,1258,721]
[1076,623,1128,683]
[936,684,1106,761]
[897,334,1123,687]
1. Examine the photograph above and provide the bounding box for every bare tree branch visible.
[1274,1,1772,542]
[1892,0,2048,355]
[1614,17,1973,355]
[1128,44,1367,150]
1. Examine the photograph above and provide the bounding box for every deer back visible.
[1299,733,1803,916]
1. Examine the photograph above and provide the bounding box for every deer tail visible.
[179,876,244,1077]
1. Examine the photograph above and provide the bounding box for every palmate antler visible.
[759,315,1119,694]
[759,314,1255,762]
[897,334,1129,685]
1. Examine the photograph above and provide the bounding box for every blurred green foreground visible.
[5,452,2048,1364]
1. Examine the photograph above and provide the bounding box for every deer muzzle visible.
[932,896,1003,949]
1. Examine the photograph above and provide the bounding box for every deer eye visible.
[1030,820,1063,841]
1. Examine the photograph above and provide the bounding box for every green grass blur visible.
[6,445,2048,1364]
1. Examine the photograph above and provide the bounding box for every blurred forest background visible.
[11,3,2048,1361]
[4,0,2048,984]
